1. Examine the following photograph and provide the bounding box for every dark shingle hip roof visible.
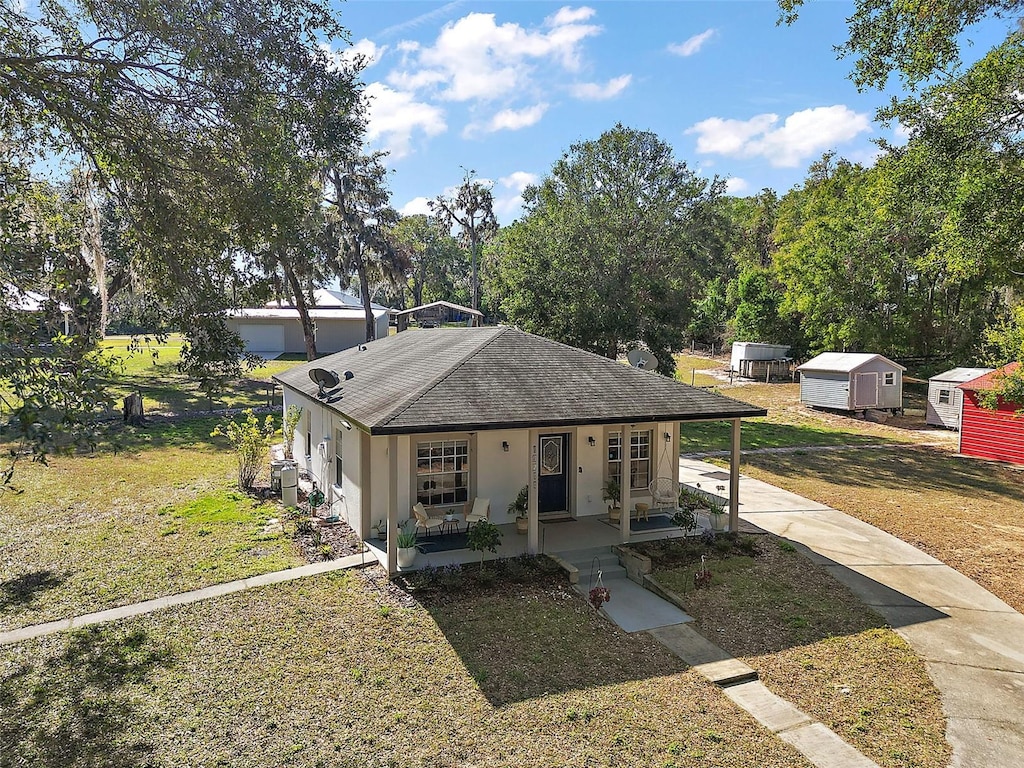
[273,327,767,435]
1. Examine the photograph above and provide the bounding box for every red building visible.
[958,363,1024,466]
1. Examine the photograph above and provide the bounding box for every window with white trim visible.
[334,428,344,489]
[416,439,469,506]
[607,430,652,490]
[305,411,312,457]
[938,388,951,405]
[883,371,896,386]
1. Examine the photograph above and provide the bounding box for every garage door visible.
[238,323,285,354]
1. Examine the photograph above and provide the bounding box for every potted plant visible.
[708,501,727,532]
[373,519,387,540]
[396,520,421,568]
[508,486,529,534]
[602,478,622,521]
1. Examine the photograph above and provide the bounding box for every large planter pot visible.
[397,546,418,568]
[710,512,727,532]
[516,516,528,534]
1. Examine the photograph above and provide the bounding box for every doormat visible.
[601,514,677,533]
[418,532,469,553]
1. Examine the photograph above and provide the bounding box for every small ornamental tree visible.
[211,410,276,490]
[282,405,303,459]
[466,520,502,570]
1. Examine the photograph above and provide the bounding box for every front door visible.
[538,433,570,515]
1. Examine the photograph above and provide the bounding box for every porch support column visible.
[620,427,630,544]
[729,419,741,532]
[386,435,398,576]
[527,428,540,554]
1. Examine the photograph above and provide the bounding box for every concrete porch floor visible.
[363,512,709,572]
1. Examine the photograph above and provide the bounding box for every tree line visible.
[3,0,1023,485]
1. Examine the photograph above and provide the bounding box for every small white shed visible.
[797,352,906,413]
[730,342,792,380]
[926,367,993,429]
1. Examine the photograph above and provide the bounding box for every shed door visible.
[239,323,285,354]
[854,372,878,408]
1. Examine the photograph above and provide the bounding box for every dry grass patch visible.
[0,566,814,767]
[634,534,950,768]
[737,446,1024,613]
[0,420,303,631]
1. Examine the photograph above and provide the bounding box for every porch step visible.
[557,546,628,582]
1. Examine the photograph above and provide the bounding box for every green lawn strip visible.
[680,418,898,454]
[734,446,1024,615]
[0,424,301,632]
[634,535,950,768]
[0,568,813,767]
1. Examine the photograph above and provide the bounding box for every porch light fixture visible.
[588,436,596,446]
[664,432,671,442]
[502,441,509,452]
[340,419,352,431]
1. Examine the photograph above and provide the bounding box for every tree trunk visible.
[122,391,144,426]
[470,232,479,311]
[283,260,318,360]
[357,252,374,342]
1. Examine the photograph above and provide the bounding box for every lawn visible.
[633,533,950,768]
[98,335,307,415]
[734,446,1024,614]
[679,380,955,454]
[674,353,721,387]
[0,564,816,768]
[0,418,304,632]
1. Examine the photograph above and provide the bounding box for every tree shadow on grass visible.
[0,626,175,767]
[742,444,1018,499]
[0,570,66,610]
[397,557,688,707]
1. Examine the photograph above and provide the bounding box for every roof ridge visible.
[377,327,508,427]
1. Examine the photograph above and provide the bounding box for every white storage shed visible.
[730,342,792,380]
[926,367,993,429]
[797,352,905,413]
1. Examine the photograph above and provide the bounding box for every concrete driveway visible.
[680,458,1024,768]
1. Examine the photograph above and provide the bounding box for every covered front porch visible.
[364,509,726,572]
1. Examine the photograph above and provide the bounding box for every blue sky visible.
[329,1,1010,223]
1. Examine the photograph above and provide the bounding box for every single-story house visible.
[226,289,390,355]
[926,367,994,429]
[274,326,766,575]
[958,363,1024,466]
[797,352,905,413]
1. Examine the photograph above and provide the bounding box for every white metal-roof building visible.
[225,289,390,356]
[796,352,906,412]
[926,367,994,429]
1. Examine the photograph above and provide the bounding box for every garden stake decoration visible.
[588,556,611,610]
[694,554,712,589]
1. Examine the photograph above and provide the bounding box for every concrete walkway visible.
[680,457,1024,768]
[0,552,370,646]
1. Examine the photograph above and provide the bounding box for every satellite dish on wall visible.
[309,368,341,399]
[626,348,659,371]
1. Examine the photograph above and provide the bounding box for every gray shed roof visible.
[929,367,994,384]
[274,327,767,435]
[797,352,906,373]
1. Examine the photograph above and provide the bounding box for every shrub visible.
[466,520,502,569]
[211,410,276,490]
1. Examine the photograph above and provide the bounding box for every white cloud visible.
[362,82,447,159]
[725,177,750,195]
[546,6,596,26]
[399,196,434,216]
[571,74,632,101]
[388,10,602,102]
[686,105,871,167]
[500,171,539,192]
[320,39,386,71]
[489,103,549,132]
[668,29,716,57]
